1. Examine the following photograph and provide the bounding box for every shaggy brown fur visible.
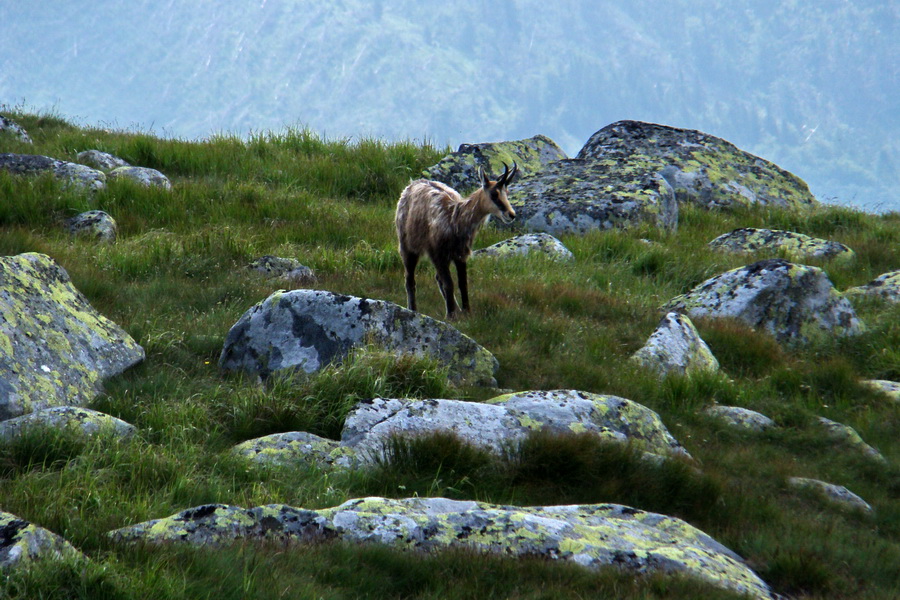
[395,163,518,318]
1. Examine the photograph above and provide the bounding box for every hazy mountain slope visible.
[1,0,897,210]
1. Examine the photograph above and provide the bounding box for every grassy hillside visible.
[1,111,900,599]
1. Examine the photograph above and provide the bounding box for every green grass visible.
[2,109,900,598]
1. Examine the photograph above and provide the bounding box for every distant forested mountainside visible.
[1,0,897,211]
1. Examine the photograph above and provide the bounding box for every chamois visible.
[395,162,518,319]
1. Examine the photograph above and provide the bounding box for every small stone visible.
[0,115,32,144]
[817,417,885,463]
[247,255,317,285]
[108,165,172,189]
[861,379,900,402]
[66,210,117,243]
[0,511,82,570]
[844,270,900,304]
[233,431,358,470]
[788,477,873,513]
[703,405,775,432]
[708,228,854,261]
[631,312,719,377]
[0,406,136,441]
[76,150,130,171]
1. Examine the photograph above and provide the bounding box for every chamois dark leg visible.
[454,259,470,313]
[401,250,420,311]
[433,258,458,318]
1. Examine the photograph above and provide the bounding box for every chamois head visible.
[478,162,518,224]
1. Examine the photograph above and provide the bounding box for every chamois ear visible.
[479,164,491,189]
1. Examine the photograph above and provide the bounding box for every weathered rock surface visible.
[65,210,118,243]
[233,431,358,470]
[1,511,82,570]
[76,149,130,171]
[247,255,317,285]
[703,406,775,432]
[0,406,136,442]
[0,153,106,191]
[817,417,885,463]
[108,496,772,599]
[0,253,145,421]
[788,477,873,513]
[862,379,900,402]
[662,259,863,344]
[631,312,719,377]
[844,270,900,303]
[341,390,689,461]
[506,158,678,235]
[218,290,498,387]
[424,135,567,192]
[708,228,854,261]
[0,115,32,144]
[108,165,172,189]
[577,121,816,210]
[471,233,574,261]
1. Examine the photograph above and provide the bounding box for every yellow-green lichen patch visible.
[0,510,83,569]
[0,253,145,421]
[233,431,359,470]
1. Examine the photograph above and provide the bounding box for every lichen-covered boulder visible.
[233,431,359,470]
[76,149,130,171]
[247,255,317,285]
[0,253,145,421]
[505,158,678,235]
[65,210,118,243]
[0,115,32,144]
[108,165,172,189]
[108,497,772,599]
[662,259,863,344]
[577,121,816,210]
[862,379,900,402]
[817,417,885,463]
[424,135,567,193]
[0,406,136,442]
[218,290,498,387]
[341,390,689,461]
[471,233,574,261]
[844,270,900,303]
[703,406,775,432]
[0,153,106,192]
[787,478,873,513]
[708,228,854,261]
[1,511,82,570]
[631,312,719,377]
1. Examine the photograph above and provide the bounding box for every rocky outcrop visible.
[817,417,885,463]
[1,511,82,570]
[787,478,873,513]
[233,431,358,470]
[76,150,130,171]
[424,135,567,193]
[471,233,574,261]
[65,210,118,243]
[0,253,145,421]
[577,121,817,210]
[108,496,772,599]
[631,312,719,377]
[247,255,317,285]
[708,228,854,261]
[662,259,863,344]
[108,165,172,189]
[341,390,690,462]
[844,270,900,303]
[0,406,136,442]
[218,290,498,387]
[0,153,106,192]
[0,115,32,144]
[506,158,678,235]
[703,406,775,432]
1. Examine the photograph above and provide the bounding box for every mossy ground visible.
[1,110,900,598]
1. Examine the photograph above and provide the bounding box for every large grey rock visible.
[708,228,854,261]
[662,259,863,344]
[108,496,772,599]
[0,253,145,421]
[218,289,498,387]
[506,158,678,235]
[76,149,130,171]
[341,390,689,461]
[247,255,317,285]
[65,210,118,243]
[1,511,82,570]
[108,165,171,189]
[233,431,359,470]
[0,406,136,442]
[788,478,873,513]
[471,233,574,261]
[577,120,817,210]
[0,115,32,144]
[0,153,106,192]
[844,270,900,303]
[631,312,719,377]
[424,135,567,192]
